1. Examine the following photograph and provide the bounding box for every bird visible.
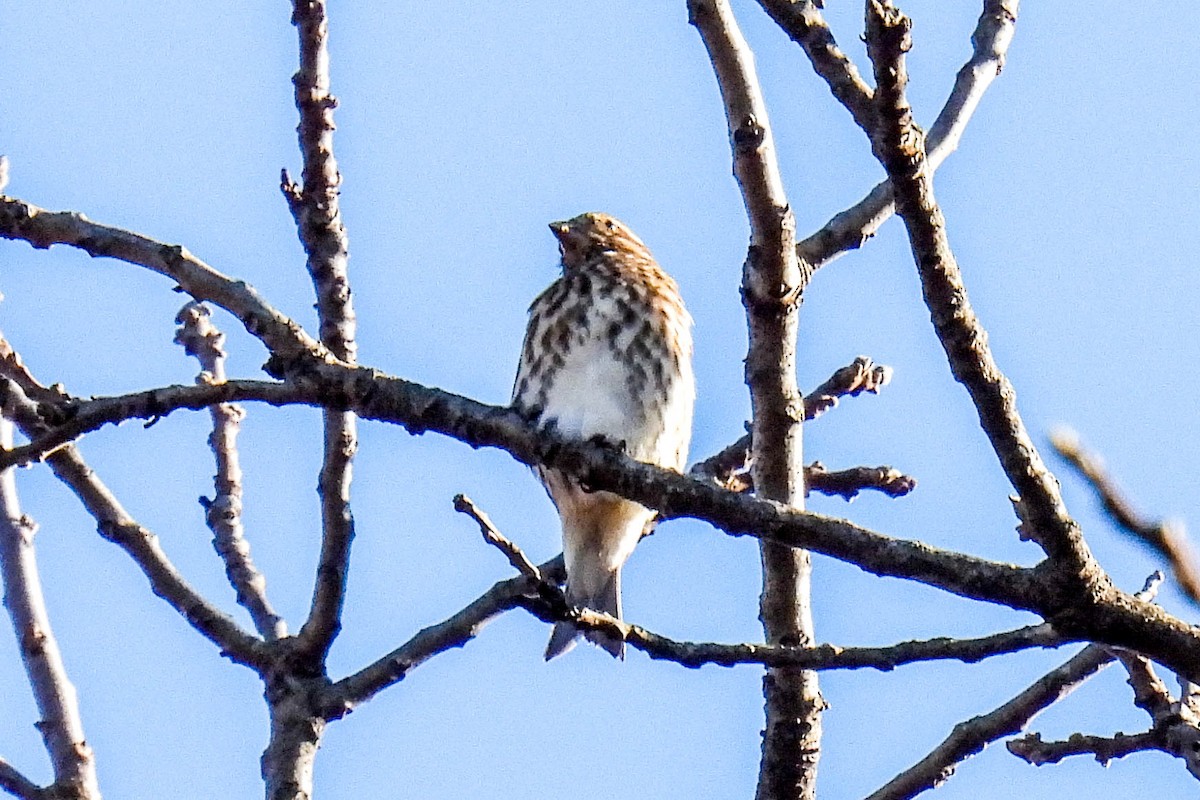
[512,212,695,660]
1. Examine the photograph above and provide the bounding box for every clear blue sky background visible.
[2,2,1198,798]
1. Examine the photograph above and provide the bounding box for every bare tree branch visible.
[921,0,1019,176]
[877,646,1115,799]
[15,361,1200,676]
[176,302,287,641]
[752,0,875,132]
[0,368,1189,641]
[261,2,361,796]
[689,1,822,795]
[285,0,360,672]
[1009,651,1200,780]
[0,345,268,672]
[0,758,40,800]
[1118,652,1174,722]
[283,9,355,365]
[1119,657,1200,776]
[1051,427,1200,607]
[720,462,917,499]
[0,337,67,408]
[3,355,903,506]
[261,689,325,800]
[797,0,1020,269]
[0,373,1111,614]
[863,1,1097,580]
[625,623,1069,671]
[690,431,754,490]
[450,500,1061,673]
[690,356,893,489]
[1011,719,1200,778]
[517,566,1067,675]
[0,419,101,800]
[872,573,1163,799]
[0,378,302,468]
[319,556,566,719]
[0,196,328,372]
[325,500,1066,719]
[1160,705,1200,779]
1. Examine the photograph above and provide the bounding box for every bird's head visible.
[549,212,649,271]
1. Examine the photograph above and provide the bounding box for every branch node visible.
[733,113,766,150]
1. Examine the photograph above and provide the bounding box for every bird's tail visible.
[544,569,624,660]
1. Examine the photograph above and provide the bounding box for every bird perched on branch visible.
[513,212,695,660]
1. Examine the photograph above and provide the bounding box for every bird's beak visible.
[548,221,571,241]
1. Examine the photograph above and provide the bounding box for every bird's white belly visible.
[540,337,646,442]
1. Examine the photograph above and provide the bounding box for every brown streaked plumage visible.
[513,212,694,659]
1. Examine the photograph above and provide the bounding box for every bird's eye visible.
[605,219,616,231]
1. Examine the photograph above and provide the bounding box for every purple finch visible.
[513,212,694,659]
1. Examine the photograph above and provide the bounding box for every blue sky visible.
[2,2,1199,798]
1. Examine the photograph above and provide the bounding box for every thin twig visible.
[0,418,101,799]
[805,463,916,501]
[703,462,916,499]
[621,622,1068,670]
[797,0,1020,269]
[1010,717,1200,779]
[803,355,892,421]
[453,494,542,581]
[1007,729,1160,768]
[1051,426,1200,607]
[176,302,286,640]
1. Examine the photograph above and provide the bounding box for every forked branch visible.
[797,0,1020,269]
